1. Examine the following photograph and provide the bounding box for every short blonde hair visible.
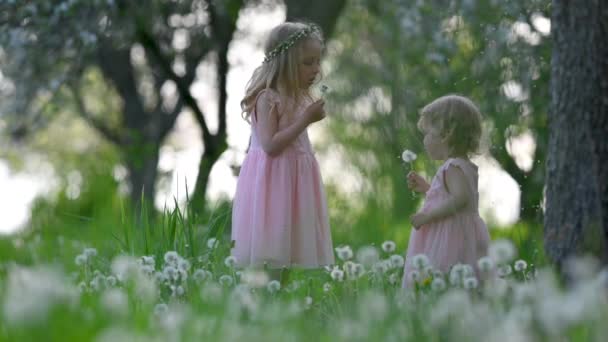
[240,22,324,121]
[418,95,483,156]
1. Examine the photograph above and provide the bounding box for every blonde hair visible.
[240,22,324,121]
[418,95,483,156]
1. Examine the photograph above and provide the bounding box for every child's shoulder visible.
[441,158,477,172]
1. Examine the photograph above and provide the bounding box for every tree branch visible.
[69,82,124,145]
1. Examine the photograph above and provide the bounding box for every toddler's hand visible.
[407,171,430,193]
[411,212,430,229]
[303,99,326,124]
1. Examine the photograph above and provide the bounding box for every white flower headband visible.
[263,24,321,64]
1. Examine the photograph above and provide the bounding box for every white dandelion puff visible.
[401,150,417,163]
[514,259,528,272]
[356,246,380,267]
[477,256,495,272]
[489,239,516,264]
[163,251,179,265]
[323,282,332,292]
[390,255,405,268]
[224,256,237,268]
[207,238,218,249]
[330,269,345,282]
[409,270,421,283]
[381,241,396,253]
[266,280,281,294]
[411,254,430,270]
[75,254,87,266]
[154,303,169,316]
[463,277,478,290]
[83,248,97,258]
[431,277,446,291]
[335,246,354,261]
[497,264,513,277]
[219,275,234,287]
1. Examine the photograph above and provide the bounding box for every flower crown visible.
[262,24,320,64]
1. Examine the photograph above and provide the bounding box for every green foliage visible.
[321,0,550,249]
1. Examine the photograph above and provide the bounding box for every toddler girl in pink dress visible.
[403,95,490,287]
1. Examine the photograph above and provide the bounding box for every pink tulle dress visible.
[402,158,490,287]
[231,89,335,269]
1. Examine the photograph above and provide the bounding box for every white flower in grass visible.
[372,261,390,274]
[335,246,354,261]
[78,281,88,293]
[497,264,512,277]
[323,282,332,292]
[514,259,528,272]
[409,270,421,283]
[266,280,281,294]
[171,285,185,297]
[330,269,345,282]
[154,271,166,283]
[431,278,446,291]
[101,289,128,317]
[83,248,97,258]
[356,246,380,267]
[381,241,396,253]
[75,254,87,266]
[422,265,434,277]
[206,238,218,249]
[224,256,237,268]
[388,273,399,285]
[106,275,117,287]
[177,259,190,272]
[489,239,516,264]
[463,277,478,290]
[154,303,169,316]
[343,261,356,278]
[90,275,106,292]
[412,254,430,270]
[477,256,495,272]
[140,265,155,276]
[141,256,155,267]
[401,150,417,163]
[431,269,444,279]
[193,269,212,284]
[241,270,269,288]
[449,263,473,286]
[219,275,234,287]
[353,263,366,278]
[163,266,178,282]
[304,296,313,308]
[163,251,179,265]
[390,255,405,269]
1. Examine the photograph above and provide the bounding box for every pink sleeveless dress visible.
[231,89,335,269]
[402,158,490,287]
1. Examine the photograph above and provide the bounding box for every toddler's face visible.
[423,126,449,160]
[298,38,322,89]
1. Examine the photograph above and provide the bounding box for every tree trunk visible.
[544,0,608,267]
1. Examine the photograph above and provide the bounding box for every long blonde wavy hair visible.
[241,22,324,122]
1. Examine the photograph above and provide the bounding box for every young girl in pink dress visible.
[231,22,334,275]
[402,95,490,287]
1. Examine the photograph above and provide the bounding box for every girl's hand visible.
[407,171,430,193]
[303,99,326,124]
[411,212,430,230]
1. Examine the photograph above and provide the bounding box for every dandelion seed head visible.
[381,241,396,253]
[224,256,237,268]
[401,150,417,163]
[489,239,516,264]
[477,256,495,272]
[412,254,430,270]
[356,246,380,267]
[464,277,478,290]
[514,259,528,272]
[431,277,446,291]
[330,269,345,282]
[219,275,234,287]
[335,246,354,261]
[266,280,281,294]
[207,238,218,249]
[163,251,179,265]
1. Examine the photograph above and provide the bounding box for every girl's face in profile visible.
[298,38,322,89]
[423,125,449,160]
